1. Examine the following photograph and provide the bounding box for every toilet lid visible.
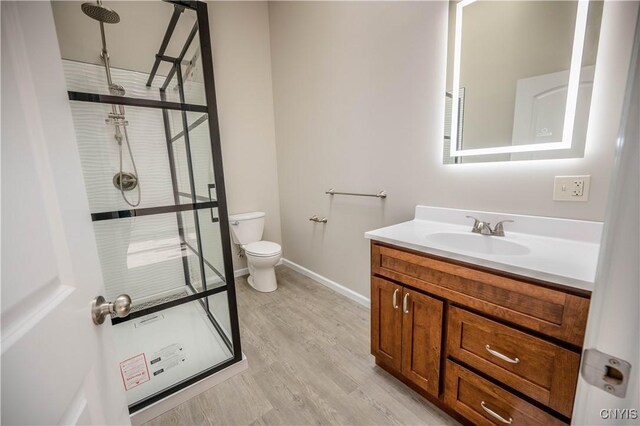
[243,241,282,257]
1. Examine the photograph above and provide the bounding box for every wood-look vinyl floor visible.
[146,266,459,425]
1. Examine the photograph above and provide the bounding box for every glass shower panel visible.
[170,138,192,199]
[196,208,226,281]
[66,100,218,215]
[208,291,233,343]
[178,49,208,106]
[92,211,225,310]
[168,112,215,201]
[188,115,217,201]
[178,204,226,292]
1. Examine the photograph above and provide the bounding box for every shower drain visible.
[130,291,188,313]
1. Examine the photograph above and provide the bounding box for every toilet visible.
[228,211,281,292]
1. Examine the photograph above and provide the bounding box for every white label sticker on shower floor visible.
[133,313,165,328]
[149,343,185,377]
[119,353,150,391]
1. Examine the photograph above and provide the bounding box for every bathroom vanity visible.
[366,207,602,425]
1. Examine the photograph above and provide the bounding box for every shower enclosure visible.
[51,0,241,413]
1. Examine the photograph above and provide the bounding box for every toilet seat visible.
[243,241,281,257]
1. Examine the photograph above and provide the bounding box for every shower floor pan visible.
[111,299,232,407]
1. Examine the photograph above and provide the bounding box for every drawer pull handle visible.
[486,345,520,364]
[392,289,399,309]
[403,293,409,313]
[481,401,513,424]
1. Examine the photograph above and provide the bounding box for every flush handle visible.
[91,294,132,325]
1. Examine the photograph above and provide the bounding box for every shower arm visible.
[98,21,124,136]
[98,22,113,84]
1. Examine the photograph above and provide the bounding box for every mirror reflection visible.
[444,0,603,163]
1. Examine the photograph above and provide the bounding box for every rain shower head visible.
[81,2,120,24]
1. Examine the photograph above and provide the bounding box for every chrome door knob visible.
[91,294,132,325]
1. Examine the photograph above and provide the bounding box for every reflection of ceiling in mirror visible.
[52,1,199,77]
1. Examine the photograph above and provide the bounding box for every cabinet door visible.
[371,277,403,372]
[401,288,443,397]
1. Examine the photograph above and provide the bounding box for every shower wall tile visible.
[68,100,174,213]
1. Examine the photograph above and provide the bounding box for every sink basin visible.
[425,232,530,256]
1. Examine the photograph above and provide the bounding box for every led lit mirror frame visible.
[449,0,590,158]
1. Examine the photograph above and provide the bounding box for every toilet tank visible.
[228,211,266,245]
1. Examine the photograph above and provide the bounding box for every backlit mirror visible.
[443,0,603,163]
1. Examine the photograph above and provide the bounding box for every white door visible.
[509,66,595,161]
[572,3,640,424]
[1,2,130,424]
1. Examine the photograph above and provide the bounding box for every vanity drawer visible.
[444,361,566,426]
[446,307,580,417]
[371,243,590,346]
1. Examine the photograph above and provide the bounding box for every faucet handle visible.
[466,215,491,234]
[492,220,514,237]
[466,215,480,226]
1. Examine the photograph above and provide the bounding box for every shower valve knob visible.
[91,294,132,325]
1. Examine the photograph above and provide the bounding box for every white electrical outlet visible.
[553,175,591,201]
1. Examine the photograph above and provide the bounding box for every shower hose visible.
[118,123,141,208]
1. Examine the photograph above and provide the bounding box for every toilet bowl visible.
[228,212,281,292]
[243,241,281,292]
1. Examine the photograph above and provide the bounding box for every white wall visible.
[209,2,282,271]
[268,1,635,300]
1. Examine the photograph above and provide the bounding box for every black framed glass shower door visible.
[55,0,241,413]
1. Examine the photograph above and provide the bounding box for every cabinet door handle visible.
[402,292,409,313]
[480,401,513,424]
[485,345,520,364]
[392,289,399,309]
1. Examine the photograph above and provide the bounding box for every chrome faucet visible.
[466,216,514,237]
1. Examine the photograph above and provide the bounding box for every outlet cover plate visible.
[554,175,591,201]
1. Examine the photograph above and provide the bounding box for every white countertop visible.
[365,206,603,292]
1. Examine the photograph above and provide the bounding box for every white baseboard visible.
[281,259,370,308]
[234,267,249,277]
[130,356,248,425]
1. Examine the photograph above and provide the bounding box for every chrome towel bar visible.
[309,215,328,223]
[325,188,387,199]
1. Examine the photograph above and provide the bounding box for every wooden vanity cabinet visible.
[371,276,442,397]
[371,277,403,372]
[370,241,590,425]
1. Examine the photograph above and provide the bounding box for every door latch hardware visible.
[581,348,631,398]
